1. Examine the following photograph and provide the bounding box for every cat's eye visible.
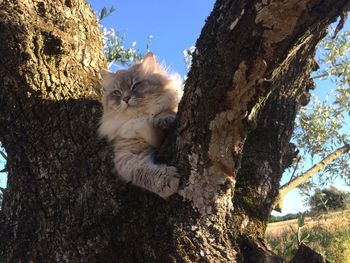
[111,90,121,96]
[131,81,143,91]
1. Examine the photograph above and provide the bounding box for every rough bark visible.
[290,243,330,263]
[0,0,349,262]
[0,0,108,261]
[173,0,350,260]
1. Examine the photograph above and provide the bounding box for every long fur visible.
[99,53,183,198]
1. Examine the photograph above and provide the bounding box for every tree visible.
[274,144,350,211]
[309,186,350,212]
[274,28,350,212]
[0,0,349,262]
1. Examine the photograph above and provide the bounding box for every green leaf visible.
[99,5,116,21]
[300,232,310,243]
[297,214,305,228]
[109,5,116,14]
[285,240,294,250]
[99,7,107,21]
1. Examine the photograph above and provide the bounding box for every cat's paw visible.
[158,167,180,199]
[153,112,176,130]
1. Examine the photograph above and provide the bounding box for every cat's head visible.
[101,52,171,114]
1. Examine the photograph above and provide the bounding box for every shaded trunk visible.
[290,244,330,263]
[0,0,348,262]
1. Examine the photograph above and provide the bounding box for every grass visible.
[265,210,350,262]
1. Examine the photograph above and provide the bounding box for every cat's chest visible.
[118,117,163,147]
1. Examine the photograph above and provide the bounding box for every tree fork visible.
[0,0,349,262]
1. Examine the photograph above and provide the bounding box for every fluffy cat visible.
[99,52,183,198]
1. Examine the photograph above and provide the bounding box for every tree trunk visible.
[290,244,330,263]
[0,0,348,262]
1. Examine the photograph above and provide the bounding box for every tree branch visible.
[274,144,350,212]
[0,0,349,261]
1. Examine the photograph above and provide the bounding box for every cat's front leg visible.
[156,166,180,199]
[114,150,180,199]
[153,111,176,130]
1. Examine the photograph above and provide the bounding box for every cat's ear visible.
[140,52,157,74]
[100,69,114,79]
[99,69,114,91]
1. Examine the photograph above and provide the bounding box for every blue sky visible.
[88,0,215,76]
[0,1,349,215]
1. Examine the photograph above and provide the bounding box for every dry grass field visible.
[266,210,350,262]
[267,210,350,237]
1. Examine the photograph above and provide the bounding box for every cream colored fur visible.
[99,53,182,198]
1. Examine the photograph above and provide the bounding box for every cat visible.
[99,52,183,199]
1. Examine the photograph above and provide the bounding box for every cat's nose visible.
[123,96,131,103]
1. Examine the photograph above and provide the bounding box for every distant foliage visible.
[269,213,300,223]
[318,31,350,91]
[309,186,350,212]
[103,28,142,65]
[97,6,116,21]
[183,46,195,72]
[98,6,142,66]
[287,28,350,194]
